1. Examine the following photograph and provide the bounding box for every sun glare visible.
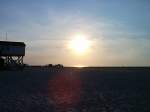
[75,65,85,68]
[69,34,90,54]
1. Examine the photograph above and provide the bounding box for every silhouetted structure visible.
[47,64,63,69]
[0,57,4,70]
[54,64,63,69]
[0,41,26,69]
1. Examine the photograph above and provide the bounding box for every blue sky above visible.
[0,0,150,66]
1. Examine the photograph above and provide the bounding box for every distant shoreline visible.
[28,66,150,70]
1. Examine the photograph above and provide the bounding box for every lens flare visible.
[48,71,82,111]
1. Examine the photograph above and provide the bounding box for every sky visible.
[0,0,150,66]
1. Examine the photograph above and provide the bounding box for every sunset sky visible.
[0,0,150,66]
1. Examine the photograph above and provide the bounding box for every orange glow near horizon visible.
[75,65,85,68]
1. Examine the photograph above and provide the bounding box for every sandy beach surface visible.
[0,67,150,112]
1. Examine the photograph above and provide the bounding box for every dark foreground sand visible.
[0,67,150,112]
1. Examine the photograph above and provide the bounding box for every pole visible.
[6,32,7,41]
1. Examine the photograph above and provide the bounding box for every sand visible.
[0,67,150,112]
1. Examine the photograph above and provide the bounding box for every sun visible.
[69,34,90,54]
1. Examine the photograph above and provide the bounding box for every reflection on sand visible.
[48,71,82,111]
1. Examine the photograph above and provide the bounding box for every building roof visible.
[0,41,25,47]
